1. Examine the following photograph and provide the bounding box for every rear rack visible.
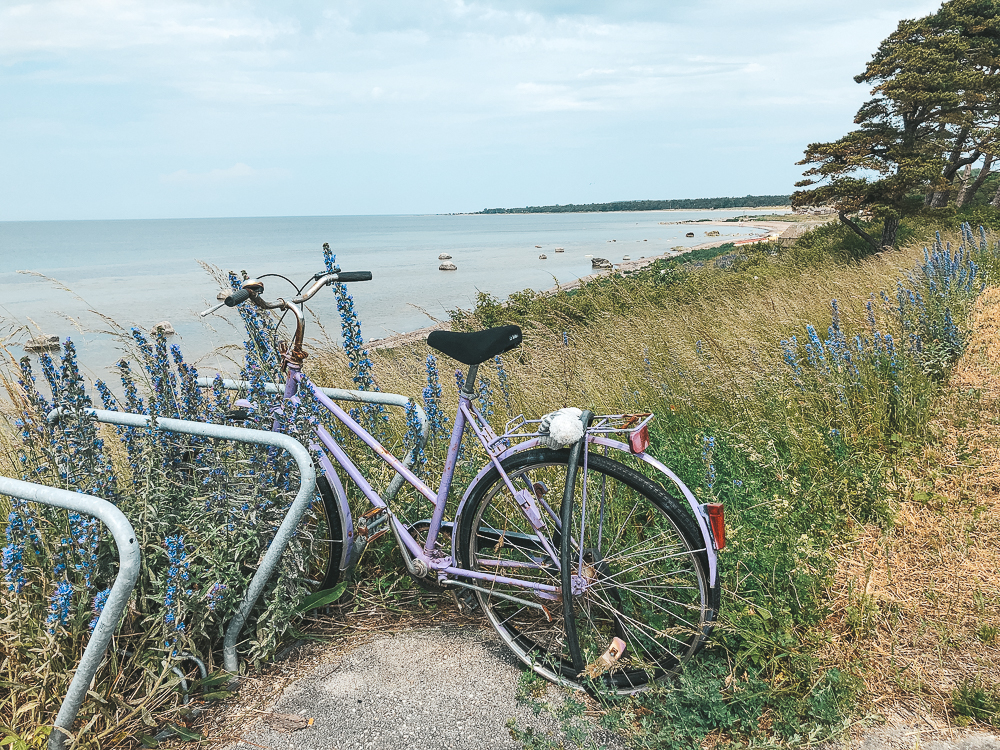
[499,412,654,442]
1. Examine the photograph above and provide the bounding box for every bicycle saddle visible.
[427,325,522,365]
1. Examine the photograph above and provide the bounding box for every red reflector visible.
[706,503,725,550]
[628,425,650,454]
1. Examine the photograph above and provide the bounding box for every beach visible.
[368,217,803,350]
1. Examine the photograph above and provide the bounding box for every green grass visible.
[1,209,995,746]
[317,210,996,746]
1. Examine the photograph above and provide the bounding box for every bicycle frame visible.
[201,273,722,691]
[284,363,566,599]
[279,361,718,596]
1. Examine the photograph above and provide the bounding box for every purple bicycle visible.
[202,268,724,694]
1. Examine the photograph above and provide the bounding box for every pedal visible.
[449,587,481,615]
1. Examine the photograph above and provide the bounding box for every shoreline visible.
[368,219,799,351]
[450,205,792,217]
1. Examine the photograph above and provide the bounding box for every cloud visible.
[0,0,951,219]
[160,163,290,185]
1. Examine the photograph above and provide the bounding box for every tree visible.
[794,0,1000,250]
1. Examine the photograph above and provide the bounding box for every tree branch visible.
[838,212,879,251]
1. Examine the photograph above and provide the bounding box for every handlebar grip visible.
[225,289,251,306]
[335,271,372,283]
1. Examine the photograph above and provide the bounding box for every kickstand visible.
[449,588,481,616]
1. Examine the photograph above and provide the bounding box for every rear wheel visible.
[458,448,718,694]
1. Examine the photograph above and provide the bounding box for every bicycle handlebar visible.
[200,270,372,318]
[225,288,251,307]
[335,271,372,283]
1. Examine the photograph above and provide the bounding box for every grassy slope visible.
[305,210,1000,746]
[4,209,998,745]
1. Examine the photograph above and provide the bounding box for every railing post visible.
[0,476,140,750]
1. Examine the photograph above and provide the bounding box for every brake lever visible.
[200,301,226,317]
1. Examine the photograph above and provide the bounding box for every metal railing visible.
[36,384,423,743]
[194,378,428,499]
[47,407,318,677]
[0,475,140,750]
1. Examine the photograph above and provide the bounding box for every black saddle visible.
[427,325,522,365]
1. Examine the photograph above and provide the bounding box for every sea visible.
[0,210,777,381]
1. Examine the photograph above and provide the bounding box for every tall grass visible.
[0,217,993,746]
[0,329,338,745]
[313,219,995,745]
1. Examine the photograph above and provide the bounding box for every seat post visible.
[461,363,479,398]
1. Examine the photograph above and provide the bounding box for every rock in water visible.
[706,230,720,237]
[554,247,564,252]
[622,255,631,261]
[591,258,613,270]
[24,334,60,353]
[152,321,176,336]
[685,232,695,238]
[539,254,547,259]
[439,262,457,271]
[438,253,452,260]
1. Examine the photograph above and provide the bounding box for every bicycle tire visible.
[457,447,718,694]
[300,473,344,593]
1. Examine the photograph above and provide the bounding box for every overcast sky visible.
[0,0,943,221]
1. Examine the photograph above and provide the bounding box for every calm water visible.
[0,210,773,380]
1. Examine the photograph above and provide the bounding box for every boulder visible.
[439,262,457,271]
[538,254,547,259]
[152,321,176,336]
[685,232,695,238]
[591,258,613,270]
[622,255,631,261]
[438,253,452,260]
[535,245,542,248]
[554,247,564,253]
[705,230,720,237]
[24,334,60,353]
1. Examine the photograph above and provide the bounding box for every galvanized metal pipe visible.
[194,377,428,499]
[0,475,140,750]
[47,408,316,675]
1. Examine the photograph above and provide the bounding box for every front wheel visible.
[457,447,719,694]
[270,473,342,596]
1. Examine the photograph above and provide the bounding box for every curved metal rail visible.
[47,408,316,675]
[195,377,428,499]
[0,475,140,750]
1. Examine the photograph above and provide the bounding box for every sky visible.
[0,0,944,221]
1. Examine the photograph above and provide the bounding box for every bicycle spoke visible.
[462,447,717,694]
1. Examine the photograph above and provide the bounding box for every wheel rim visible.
[464,450,713,694]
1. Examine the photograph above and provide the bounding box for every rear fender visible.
[451,436,718,586]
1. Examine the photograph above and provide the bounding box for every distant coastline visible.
[474,195,792,214]
[369,217,796,350]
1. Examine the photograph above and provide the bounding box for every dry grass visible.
[820,286,1000,728]
[307,242,931,434]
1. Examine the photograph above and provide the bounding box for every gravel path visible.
[221,625,623,750]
